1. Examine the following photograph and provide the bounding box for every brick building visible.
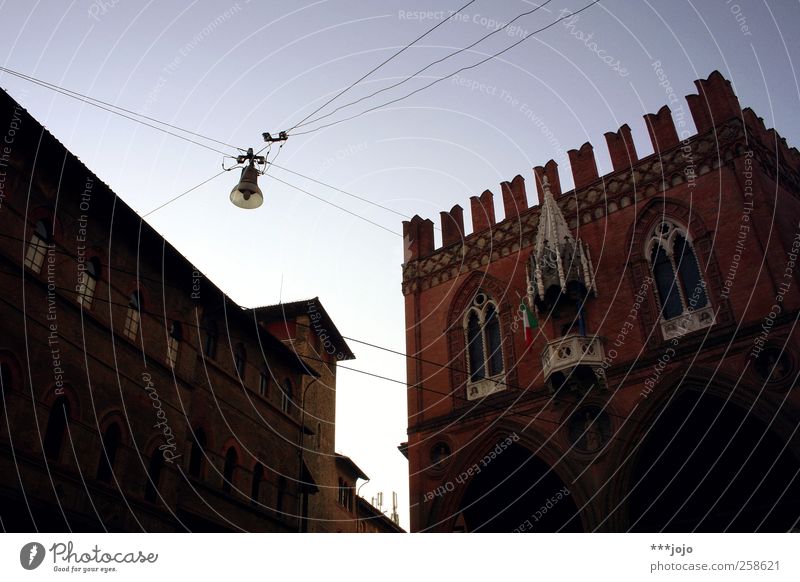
[402,71,800,532]
[0,87,394,532]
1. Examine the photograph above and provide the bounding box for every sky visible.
[1,0,799,531]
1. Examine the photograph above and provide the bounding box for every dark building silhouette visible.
[0,88,400,532]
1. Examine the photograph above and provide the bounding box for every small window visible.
[77,258,100,308]
[234,344,246,379]
[251,462,264,504]
[281,378,293,414]
[167,322,182,368]
[25,220,51,274]
[188,428,206,478]
[337,479,354,512]
[222,446,238,494]
[44,396,70,462]
[144,448,163,503]
[203,319,218,359]
[259,371,268,397]
[97,423,121,483]
[123,291,141,341]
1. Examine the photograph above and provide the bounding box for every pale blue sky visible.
[1,0,799,530]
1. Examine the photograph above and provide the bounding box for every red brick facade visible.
[402,71,800,532]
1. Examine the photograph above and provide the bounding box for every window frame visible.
[24,220,52,274]
[645,219,715,340]
[646,220,710,321]
[463,293,506,394]
[123,291,142,342]
[77,257,100,308]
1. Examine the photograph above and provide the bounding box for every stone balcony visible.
[541,333,606,382]
[659,305,715,340]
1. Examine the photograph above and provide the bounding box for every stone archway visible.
[626,389,800,532]
[455,442,582,532]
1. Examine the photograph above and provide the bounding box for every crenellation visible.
[644,105,680,153]
[501,174,528,219]
[470,189,496,234]
[604,124,638,172]
[534,160,562,203]
[568,142,600,190]
[686,70,742,134]
[415,71,798,267]
[403,215,434,261]
[440,204,465,247]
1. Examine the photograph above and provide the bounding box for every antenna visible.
[391,491,400,525]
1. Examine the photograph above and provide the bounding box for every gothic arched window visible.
[646,220,712,337]
[144,447,163,503]
[222,446,238,493]
[44,396,70,462]
[464,292,505,385]
[188,428,206,478]
[648,220,709,319]
[97,422,121,483]
[251,462,264,504]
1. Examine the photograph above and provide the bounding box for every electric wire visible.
[0,66,241,156]
[291,0,555,131]
[291,0,602,136]
[285,0,478,133]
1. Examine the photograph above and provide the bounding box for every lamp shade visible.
[229,163,263,209]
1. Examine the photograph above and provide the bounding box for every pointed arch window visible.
[464,292,505,384]
[188,428,206,478]
[234,343,246,378]
[144,447,163,503]
[97,422,121,483]
[647,220,714,339]
[25,220,52,274]
[0,361,11,416]
[251,462,264,504]
[44,396,70,461]
[647,220,709,320]
[222,446,238,493]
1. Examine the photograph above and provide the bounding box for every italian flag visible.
[521,301,538,347]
